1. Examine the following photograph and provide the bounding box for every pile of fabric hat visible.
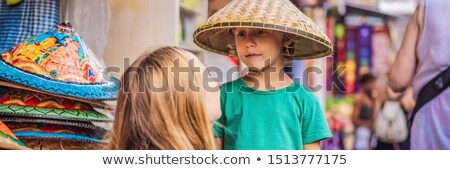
[0,119,28,150]
[0,22,119,150]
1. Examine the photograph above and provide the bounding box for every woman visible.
[105,47,221,150]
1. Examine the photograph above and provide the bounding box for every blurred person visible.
[352,73,378,150]
[389,0,450,149]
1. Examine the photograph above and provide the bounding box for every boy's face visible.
[234,28,284,71]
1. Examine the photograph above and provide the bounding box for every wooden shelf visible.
[178,0,206,61]
[346,4,397,19]
[179,42,202,53]
[180,2,201,15]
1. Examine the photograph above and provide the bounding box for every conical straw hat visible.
[193,0,333,60]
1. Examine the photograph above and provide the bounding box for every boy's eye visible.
[236,32,245,38]
[256,30,266,35]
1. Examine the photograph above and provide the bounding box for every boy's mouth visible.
[245,53,262,58]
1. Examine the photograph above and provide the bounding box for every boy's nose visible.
[245,44,255,48]
[245,40,256,48]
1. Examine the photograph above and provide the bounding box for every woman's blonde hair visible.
[105,46,215,150]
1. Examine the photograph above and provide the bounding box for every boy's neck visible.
[242,66,293,91]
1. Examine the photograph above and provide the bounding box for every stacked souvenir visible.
[0,120,29,150]
[0,22,119,150]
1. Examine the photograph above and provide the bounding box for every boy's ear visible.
[228,28,235,35]
[282,36,294,47]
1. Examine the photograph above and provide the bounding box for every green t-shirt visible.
[214,78,332,150]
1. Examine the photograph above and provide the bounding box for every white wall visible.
[104,0,178,75]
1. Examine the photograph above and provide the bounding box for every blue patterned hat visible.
[0,22,118,101]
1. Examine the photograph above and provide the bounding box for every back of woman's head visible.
[105,46,215,150]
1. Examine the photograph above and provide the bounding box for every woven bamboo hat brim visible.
[193,0,333,60]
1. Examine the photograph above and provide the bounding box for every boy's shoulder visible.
[287,82,319,99]
[220,78,240,87]
[219,78,242,92]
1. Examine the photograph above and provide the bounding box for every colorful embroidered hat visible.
[0,87,112,122]
[6,121,106,150]
[0,81,109,109]
[0,22,119,101]
[19,139,101,150]
[0,131,29,150]
[0,116,108,139]
[0,120,29,150]
[193,0,333,60]
[6,122,105,143]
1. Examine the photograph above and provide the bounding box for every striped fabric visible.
[0,0,60,52]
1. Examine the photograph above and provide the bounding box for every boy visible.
[193,0,333,150]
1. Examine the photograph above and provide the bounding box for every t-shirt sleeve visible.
[213,115,226,138]
[301,92,332,144]
[213,85,227,138]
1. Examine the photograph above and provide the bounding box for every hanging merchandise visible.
[345,27,357,93]
[0,0,60,52]
[60,0,111,65]
[334,23,347,94]
[0,22,119,103]
[356,25,373,78]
